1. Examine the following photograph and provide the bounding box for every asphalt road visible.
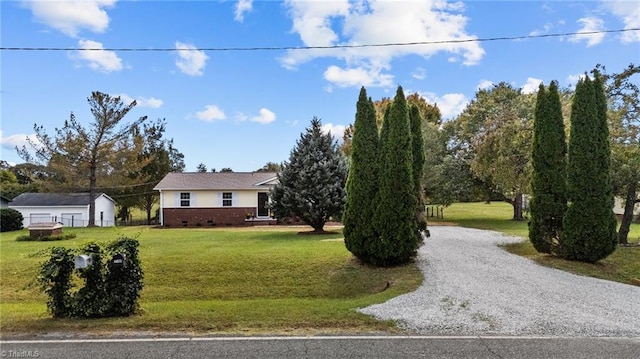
[1,336,639,359]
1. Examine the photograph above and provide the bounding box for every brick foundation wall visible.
[162,207,256,227]
[29,228,62,238]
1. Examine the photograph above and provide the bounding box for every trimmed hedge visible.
[1,208,23,232]
[16,233,77,242]
[37,237,144,318]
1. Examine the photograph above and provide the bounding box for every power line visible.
[1,28,638,52]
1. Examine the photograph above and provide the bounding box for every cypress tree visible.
[409,105,427,232]
[369,86,419,266]
[529,81,567,254]
[343,87,379,258]
[560,75,618,262]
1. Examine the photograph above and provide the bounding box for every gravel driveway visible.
[359,226,640,337]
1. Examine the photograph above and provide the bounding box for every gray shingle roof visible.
[9,193,111,206]
[153,172,279,191]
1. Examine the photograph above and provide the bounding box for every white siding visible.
[9,194,116,227]
[161,190,258,208]
[94,195,116,227]
[12,205,87,228]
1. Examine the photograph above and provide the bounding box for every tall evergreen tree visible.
[270,117,348,233]
[369,86,419,266]
[343,87,379,258]
[409,105,427,232]
[529,81,567,254]
[560,75,618,262]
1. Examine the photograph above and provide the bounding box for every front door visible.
[257,192,269,217]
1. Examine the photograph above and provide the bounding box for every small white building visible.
[9,193,116,227]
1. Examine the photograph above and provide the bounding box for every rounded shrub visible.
[1,208,24,232]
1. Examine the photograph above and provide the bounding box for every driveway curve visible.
[359,226,640,337]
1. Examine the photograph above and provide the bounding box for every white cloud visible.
[195,105,226,122]
[569,17,605,47]
[529,22,553,37]
[71,39,123,72]
[521,77,543,94]
[421,92,469,120]
[250,108,276,125]
[117,94,163,108]
[412,67,426,80]
[323,65,393,88]
[603,0,640,43]
[0,131,41,152]
[175,42,209,76]
[235,0,253,22]
[282,0,484,88]
[24,0,116,37]
[321,123,346,140]
[477,79,494,91]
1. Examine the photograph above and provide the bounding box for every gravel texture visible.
[359,226,640,337]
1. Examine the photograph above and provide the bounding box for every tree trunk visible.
[618,182,638,245]
[88,163,97,227]
[146,204,152,225]
[511,193,524,221]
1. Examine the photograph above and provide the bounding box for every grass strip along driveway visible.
[0,226,421,336]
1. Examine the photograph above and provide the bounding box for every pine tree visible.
[529,81,567,254]
[343,87,379,258]
[409,105,427,232]
[560,75,618,262]
[369,86,419,266]
[270,117,348,233]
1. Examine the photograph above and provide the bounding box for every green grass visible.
[429,202,640,286]
[0,226,421,336]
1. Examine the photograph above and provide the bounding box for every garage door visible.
[30,213,52,226]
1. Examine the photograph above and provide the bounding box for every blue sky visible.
[1,0,638,172]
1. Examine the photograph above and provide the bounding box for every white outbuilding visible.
[9,192,116,227]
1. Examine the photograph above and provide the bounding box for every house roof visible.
[153,172,279,191]
[0,195,11,203]
[9,192,114,206]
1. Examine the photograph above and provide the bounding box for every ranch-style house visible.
[153,172,278,227]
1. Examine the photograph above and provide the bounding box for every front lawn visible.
[0,226,422,336]
[429,202,640,286]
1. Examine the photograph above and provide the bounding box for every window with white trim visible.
[222,192,232,207]
[180,192,190,207]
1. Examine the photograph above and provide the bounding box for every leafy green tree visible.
[599,63,640,244]
[560,74,618,262]
[529,81,567,254]
[343,87,379,259]
[18,92,147,226]
[270,117,348,233]
[133,119,185,224]
[256,162,283,172]
[0,208,24,232]
[370,86,419,266]
[456,83,534,220]
[220,167,234,173]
